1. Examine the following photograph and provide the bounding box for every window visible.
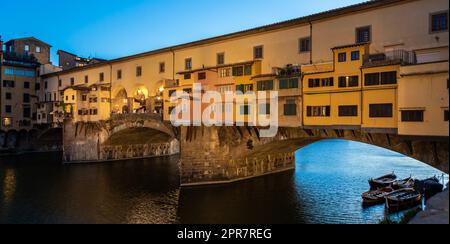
[254,46,264,59]
[85,75,89,84]
[23,107,31,118]
[338,53,347,62]
[259,104,271,115]
[35,83,40,90]
[445,110,449,122]
[117,70,122,80]
[169,90,177,97]
[351,51,360,61]
[257,80,273,91]
[348,76,359,87]
[236,84,253,93]
[198,72,206,80]
[219,68,231,78]
[365,73,380,86]
[240,105,250,115]
[217,53,225,65]
[321,78,334,87]
[217,85,232,93]
[284,99,297,116]
[338,77,347,88]
[183,88,192,94]
[401,110,424,122]
[24,81,30,89]
[72,95,75,101]
[99,72,104,82]
[5,105,12,113]
[36,46,41,53]
[24,45,30,52]
[339,105,358,117]
[3,80,15,88]
[280,78,299,89]
[136,66,142,77]
[82,95,87,101]
[369,104,393,118]
[5,68,14,75]
[356,26,371,43]
[306,106,330,117]
[5,93,12,100]
[381,71,397,85]
[244,65,252,76]
[299,37,311,52]
[431,11,448,32]
[184,73,191,80]
[70,78,75,86]
[159,62,165,73]
[2,118,13,127]
[308,79,321,88]
[23,94,30,103]
[232,66,244,77]
[185,58,192,70]
[45,81,48,89]
[58,79,62,87]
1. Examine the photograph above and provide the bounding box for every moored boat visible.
[392,177,415,190]
[385,188,422,211]
[369,173,397,190]
[362,187,394,206]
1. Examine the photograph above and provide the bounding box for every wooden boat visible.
[369,173,397,190]
[362,187,394,205]
[392,177,415,190]
[385,188,422,211]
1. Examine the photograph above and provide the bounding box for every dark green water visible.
[0,139,447,224]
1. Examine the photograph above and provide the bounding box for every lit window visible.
[24,45,30,52]
[2,118,13,127]
[36,46,41,53]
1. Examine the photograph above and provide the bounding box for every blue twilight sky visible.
[1,0,366,65]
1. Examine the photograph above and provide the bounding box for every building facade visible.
[2,0,449,140]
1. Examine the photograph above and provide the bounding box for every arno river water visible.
[0,139,447,224]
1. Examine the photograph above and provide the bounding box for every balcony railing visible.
[363,50,416,67]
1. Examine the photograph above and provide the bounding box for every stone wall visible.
[180,126,449,186]
[63,115,179,163]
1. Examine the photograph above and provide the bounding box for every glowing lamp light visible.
[159,86,165,93]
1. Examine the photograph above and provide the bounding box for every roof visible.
[41,0,412,78]
[5,37,52,47]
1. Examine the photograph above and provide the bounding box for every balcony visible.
[3,51,39,67]
[273,64,301,78]
[363,50,416,68]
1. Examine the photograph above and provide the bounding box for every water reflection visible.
[0,139,447,224]
[2,168,16,205]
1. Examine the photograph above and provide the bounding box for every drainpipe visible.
[109,63,112,118]
[171,48,175,81]
[360,67,364,127]
[309,21,313,65]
